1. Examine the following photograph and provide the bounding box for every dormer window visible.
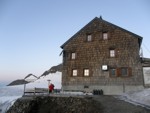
[103,32,108,40]
[87,34,92,42]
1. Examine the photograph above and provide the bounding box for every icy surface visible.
[0,72,62,113]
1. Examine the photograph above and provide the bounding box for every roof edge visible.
[60,17,99,48]
[61,17,143,48]
[100,19,143,47]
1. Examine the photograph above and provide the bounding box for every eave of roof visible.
[61,17,143,49]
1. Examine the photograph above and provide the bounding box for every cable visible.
[143,43,150,56]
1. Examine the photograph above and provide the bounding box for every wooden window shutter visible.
[117,68,121,77]
[128,67,132,76]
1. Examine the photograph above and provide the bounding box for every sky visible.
[0,0,150,82]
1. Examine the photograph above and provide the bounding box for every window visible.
[110,67,132,77]
[72,69,77,76]
[87,34,92,41]
[71,52,76,59]
[84,69,89,76]
[110,49,115,57]
[103,33,108,40]
[120,67,132,77]
[110,68,117,77]
[121,68,128,76]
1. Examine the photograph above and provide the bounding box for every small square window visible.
[72,69,77,76]
[84,69,89,76]
[103,33,108,40]
[87,34,92,41]
[71,53,76,59]
[110,50,115,57]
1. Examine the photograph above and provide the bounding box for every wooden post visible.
[47,80,51,94]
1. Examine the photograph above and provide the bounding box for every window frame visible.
[109,67,132,77]
[72,69,78,76]
[71,52,76,60]
[84,69,90,76]
[103,32,108,40]
[120,67,129,77]
[87,34,92,42]
[120,67,132,77]
[110,49,115,57]
[110,68,117,77]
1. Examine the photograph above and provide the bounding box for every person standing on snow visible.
[49,83,54,94]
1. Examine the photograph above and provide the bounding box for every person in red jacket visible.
[49,83,54,94]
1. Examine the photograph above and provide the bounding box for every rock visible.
[6,96,103,113]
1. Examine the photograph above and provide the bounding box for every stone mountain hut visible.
[60,17,150,95]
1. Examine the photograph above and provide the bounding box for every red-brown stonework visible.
[61,17,144,95]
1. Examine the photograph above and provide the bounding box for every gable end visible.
[61,17,143,49]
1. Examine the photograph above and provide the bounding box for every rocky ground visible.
[7,95,150,113]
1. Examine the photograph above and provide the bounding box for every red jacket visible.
[49,84,54,91]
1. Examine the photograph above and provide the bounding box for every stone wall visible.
[7,96,102,113]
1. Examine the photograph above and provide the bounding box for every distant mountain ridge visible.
[7,79,29,86]
[7,64,62,86]
[41,64,62,77]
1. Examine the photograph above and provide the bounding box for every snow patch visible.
[119,88,150,109]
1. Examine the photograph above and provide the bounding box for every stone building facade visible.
[60,17,144,95]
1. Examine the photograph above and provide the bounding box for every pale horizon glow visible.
[0,0,150,82]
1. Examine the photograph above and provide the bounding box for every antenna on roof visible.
[99,15,102,20]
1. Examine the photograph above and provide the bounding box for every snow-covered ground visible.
[119,88,150,109]
[0,72,62,113]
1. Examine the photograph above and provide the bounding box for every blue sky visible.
[0,0,150,82]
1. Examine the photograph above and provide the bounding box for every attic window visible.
[87,34,92,41]
[103,32,108,40]
[71,52,76,59]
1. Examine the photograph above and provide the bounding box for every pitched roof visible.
[61,17,143,48]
